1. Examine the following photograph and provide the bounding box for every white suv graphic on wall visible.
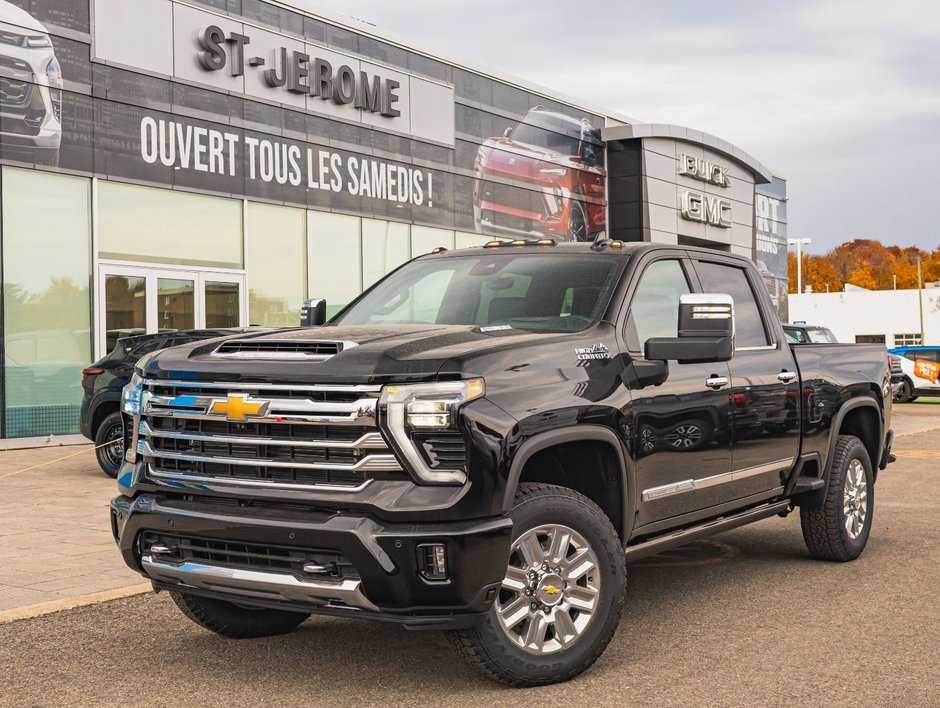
[0,0,61,165]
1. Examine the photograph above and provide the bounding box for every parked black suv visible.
[81,329,256,477]
[111,241,892,686]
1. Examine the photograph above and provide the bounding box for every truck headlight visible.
[380,379,484,484]
[121,373,144,416]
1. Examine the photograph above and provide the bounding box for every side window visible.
[904,351,918,361]
[695,261,770,347]
[625,259,690,352]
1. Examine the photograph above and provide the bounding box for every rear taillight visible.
[82,367,103,387]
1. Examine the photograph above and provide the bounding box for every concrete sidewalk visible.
[0,444,144,612]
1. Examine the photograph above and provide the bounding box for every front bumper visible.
[111,493,512,630]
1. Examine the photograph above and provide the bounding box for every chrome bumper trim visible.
[148,467,373,493]
[142,555,379,611]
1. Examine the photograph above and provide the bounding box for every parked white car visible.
[888,345,940,403]
[0,0,62,165]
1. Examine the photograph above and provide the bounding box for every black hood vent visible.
[212,340,353,360]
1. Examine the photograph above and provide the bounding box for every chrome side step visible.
[624,500,791,562]
[142,555,379,611]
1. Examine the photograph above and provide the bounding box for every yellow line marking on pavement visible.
[891,449,940,459]
[0,583,152,625]
[0,441,108,480]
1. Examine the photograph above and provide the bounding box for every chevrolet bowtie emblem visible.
[208,394,269,421]
[543,585,561,596]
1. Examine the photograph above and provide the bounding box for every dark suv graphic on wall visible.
[0,1,62,166]
[473,108,605,241]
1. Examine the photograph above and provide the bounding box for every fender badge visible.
[575,343,610,361]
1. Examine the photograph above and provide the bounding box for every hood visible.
[0,1,50,34]
[139,323,591,385]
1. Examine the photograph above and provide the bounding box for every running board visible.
[624,500,792,562]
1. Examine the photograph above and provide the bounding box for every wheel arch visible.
[502,425,635,543]
[91,396,121,438]
[826,397,882,482]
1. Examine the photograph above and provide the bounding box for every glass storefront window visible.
[157,278,195,332]
[104,274,146,352]
[308,211,362,318]
[2,167,91,437]
[98,182,243,268]
[361,219,411,289]
[205,281,240,328]
[247,203,305,326]
[411,226,455,257]
[455,231,493,249]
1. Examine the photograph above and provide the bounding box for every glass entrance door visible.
[97,265,245,356]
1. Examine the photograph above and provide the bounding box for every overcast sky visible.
[295,0,939,255]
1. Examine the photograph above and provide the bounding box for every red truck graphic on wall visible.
[473,107,606,241]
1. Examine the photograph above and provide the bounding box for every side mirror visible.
[645,294,735,364]
[503,126,513,138]
[300,298,327,326]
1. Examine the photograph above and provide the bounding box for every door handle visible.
[778,371,797,383]
[705,376,729,389]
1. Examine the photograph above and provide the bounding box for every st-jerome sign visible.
[197,25,402,117]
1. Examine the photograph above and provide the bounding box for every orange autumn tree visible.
[788,239,940,293]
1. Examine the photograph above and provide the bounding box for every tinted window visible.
[908,350,937,362]
[625,259,690,351]
[695,262,769,347]
[784,327,806,343]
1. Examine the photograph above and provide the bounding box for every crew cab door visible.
[692,257,801,499]
[620,255,734,528]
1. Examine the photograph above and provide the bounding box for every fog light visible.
[417,543,448,581]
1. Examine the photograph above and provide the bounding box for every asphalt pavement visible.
[2,409,938,706]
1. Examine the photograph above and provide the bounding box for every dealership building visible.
[0,0,788,442]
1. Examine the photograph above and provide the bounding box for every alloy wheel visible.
[843,459,868,539]
[494,524,601,655]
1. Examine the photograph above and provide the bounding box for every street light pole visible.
[787,238,812,294]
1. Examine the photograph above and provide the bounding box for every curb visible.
[0,583,153,625]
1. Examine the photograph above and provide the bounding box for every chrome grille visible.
[137,380,400,493]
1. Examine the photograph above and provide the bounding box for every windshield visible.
[334,253,624,332]
[806,327,838,343]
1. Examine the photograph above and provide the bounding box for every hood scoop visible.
[212,339,355,361]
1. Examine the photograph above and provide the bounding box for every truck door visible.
[692,258,801,501]
[621,256,734,528]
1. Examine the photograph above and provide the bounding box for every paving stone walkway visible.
[0,444,141,611]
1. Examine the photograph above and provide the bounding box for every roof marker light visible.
[431,247,448,254]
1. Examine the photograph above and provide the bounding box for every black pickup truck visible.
[111,241,893,687]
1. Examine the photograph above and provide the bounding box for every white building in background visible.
[789,286,940,347]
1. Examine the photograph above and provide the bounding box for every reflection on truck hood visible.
[139,323,593,385]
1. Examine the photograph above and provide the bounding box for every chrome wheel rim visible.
[494,524,601,655]
[843,459,868,540]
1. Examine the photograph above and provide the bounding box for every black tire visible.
[448,483,626,687]
[94,411,125,479]
[170,592,310,639]
[800,435,874,562]
[894,378,915,403]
